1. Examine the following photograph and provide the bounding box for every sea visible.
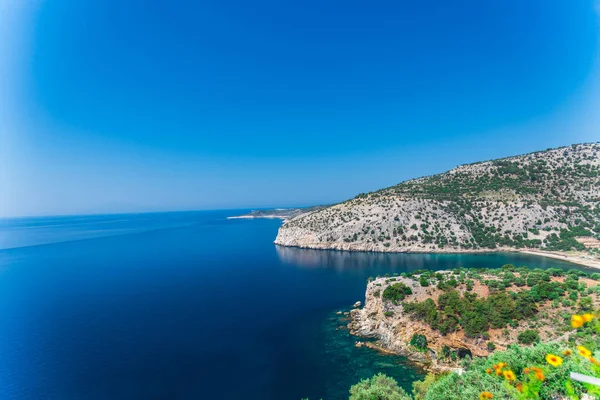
[0,210,586,399]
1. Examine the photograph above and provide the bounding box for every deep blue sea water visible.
[0,211,587,400]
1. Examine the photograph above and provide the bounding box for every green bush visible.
[382,282,413,304]
[517,329,540,345]
[410,333,428,351]
[417,341,600,399]
[349,373,412,400]
[412,373,442,400]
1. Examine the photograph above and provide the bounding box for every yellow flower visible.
[546,354,563,367]
[503,370,516,381]
[497,362,507,368]
[485,368,493,374]
[577,346,592,358]
[479,392,493,400]
[591,357,600,366]
[583,313,595,323]
[562,349,572,356]
[523,367,530,374]
[571,315,585,328]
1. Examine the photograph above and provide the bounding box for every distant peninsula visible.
[228,206,325,221]
[275,143,600,269]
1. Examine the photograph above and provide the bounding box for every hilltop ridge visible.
[275,143,600,263]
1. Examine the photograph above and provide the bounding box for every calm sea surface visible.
[0,211,587,399]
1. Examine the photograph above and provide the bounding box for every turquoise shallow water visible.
[0,211,588,399]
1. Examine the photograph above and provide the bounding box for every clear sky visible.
[1,0,600,217]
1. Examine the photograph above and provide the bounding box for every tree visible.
[412,373,439,400]
[410,333,428,351]
[382,282,413,304]
[461,311,489,337]
[579,296,593,311]
[349,373,412,400]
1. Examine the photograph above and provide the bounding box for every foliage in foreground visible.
[344,313,600,399]
[419,340,600,399]
[349,373,412,400]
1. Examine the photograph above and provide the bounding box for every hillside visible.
[275,143,600,261]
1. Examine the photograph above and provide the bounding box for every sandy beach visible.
[518,249,600,270]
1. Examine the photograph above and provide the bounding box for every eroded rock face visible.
[348,275,483,368]
[275,143,600,255]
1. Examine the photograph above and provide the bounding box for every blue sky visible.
[1,0,600,217]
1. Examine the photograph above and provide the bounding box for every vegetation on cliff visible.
[401,265,595,339]
[348,330,600,399]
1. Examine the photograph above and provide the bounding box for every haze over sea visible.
[0,210,587,399]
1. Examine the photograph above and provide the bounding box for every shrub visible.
[382,282,413,304]
[412,373,440,400]
[517,329,540,345]
[579,296,593,310]
[416,340,600,399]
[514,277,526,287]
[349,373,412,400]
[410,333,428,351]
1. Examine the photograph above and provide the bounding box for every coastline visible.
[273,241,600,270]
[227,215,288,220]
[517,249,600,270]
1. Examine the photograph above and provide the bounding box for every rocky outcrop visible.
[347,275,487,370]
[347,271,600,370]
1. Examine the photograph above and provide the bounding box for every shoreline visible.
[517,249,600,270]
[227,215,288,220]
[274,242,600,270]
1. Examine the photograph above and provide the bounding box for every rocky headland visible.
[275,143,600,268]
[347,267,600,371]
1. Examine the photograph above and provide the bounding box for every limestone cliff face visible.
[275,143,600,254]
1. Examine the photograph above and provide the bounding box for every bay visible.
[0,211,585,399]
